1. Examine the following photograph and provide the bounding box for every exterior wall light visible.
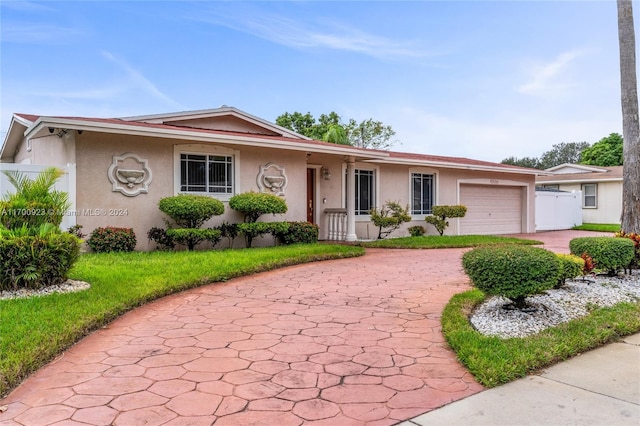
[321,166,331,180]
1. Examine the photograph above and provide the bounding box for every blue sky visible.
[0,0,634,162]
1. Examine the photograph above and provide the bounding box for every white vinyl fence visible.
[0,163,77,230]
[535,190,582,231]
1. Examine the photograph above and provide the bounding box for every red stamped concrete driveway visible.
[1,247,483,425]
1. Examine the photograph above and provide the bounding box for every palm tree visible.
[1,167,70,229]
[618,0,640,233]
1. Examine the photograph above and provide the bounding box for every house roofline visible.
[536,178,623,184]
[3,111,547,176]
[119,105,312,141]
[365,157,544,175]
[545,163,610,173]
[0,114,32,162]
[21,115,391,160]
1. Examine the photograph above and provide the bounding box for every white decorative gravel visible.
[470,271,640,339]
[0,280,90,300]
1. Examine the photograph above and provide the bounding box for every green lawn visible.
[358,235,542,249]
[0,244,364,397]
[441,290,640,387]
[572,223,621,232]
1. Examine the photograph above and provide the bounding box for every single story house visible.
[1,106,541,250]
[536,163,623,224]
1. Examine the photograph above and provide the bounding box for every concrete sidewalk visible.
[402,333,640,426]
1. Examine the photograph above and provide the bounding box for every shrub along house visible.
[1,106,541,250]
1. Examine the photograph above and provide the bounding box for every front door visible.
[306,168,315,223]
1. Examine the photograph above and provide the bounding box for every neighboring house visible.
[1,106,541,250]
[536,163,623,224]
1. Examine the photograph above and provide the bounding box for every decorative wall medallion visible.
[257,163,287,196]
[107,153,152,197]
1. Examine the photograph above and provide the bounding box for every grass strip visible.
[572,223,620,232]
[0,244,363,397]
[358,235,542,249]
[441,289,640,387]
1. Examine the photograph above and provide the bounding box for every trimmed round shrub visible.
[462,245,561,308]
[425,205,467,236]
[555,253,585,288]
[166,228,221,251]
[159,195,225,228]
[0,232,81,290]
[408,225,426,237]
[278,221,319,245]
[569,237,635,274]
[87,227,137,253]
[237,221,289,248]
[229,191,287,223]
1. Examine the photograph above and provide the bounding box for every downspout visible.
[345,156,357,241]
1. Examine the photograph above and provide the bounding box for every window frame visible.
[409,168,438,220]
[582,183,597,208]
[342,164,380,220]
[410,172,436,216]
[173,144,240,201]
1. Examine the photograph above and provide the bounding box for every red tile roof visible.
[12,112,539,173]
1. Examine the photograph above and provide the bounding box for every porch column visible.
[345,156,358,242]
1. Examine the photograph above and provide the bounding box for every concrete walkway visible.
[403,333,640,426]
[1,230,635,425]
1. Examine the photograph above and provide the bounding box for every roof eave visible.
[364,157,545,175]
[23,116,389,160]
[536,178,623,184]
[120,106,312,141]
[1,115,33,162]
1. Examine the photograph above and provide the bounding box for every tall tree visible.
[275,111,396,150]
[345,118,396,150]
[538,142,591,169]
[580,133,624,166]
[500,156,541,169]
[617,0,640,233]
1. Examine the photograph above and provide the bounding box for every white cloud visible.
[101,51,184,109]
[193,8,432,60]
[517,49,590,97]
[373,105,619,163]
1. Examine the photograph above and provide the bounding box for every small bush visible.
[370,201,411,239]
[278,222,319,245]
[159,195,224,228]
[166,228,221,251]
[462,245,560,309]
[147,226,175,250]
[238,222,289,248]
[229,191,287,223]
[218,221,239,248]
[408,225,426,237]
[67,224,85,239]
[555,253,585,288]
[615,231,640,269]
[87,227,137,253]
[425,205,467,236]
[569,237,635,275]
[581,253,595,275]
[0,231,81,290]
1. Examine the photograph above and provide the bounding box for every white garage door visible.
[459,185,523,235]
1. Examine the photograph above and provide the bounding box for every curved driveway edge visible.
[1,247,482,425]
